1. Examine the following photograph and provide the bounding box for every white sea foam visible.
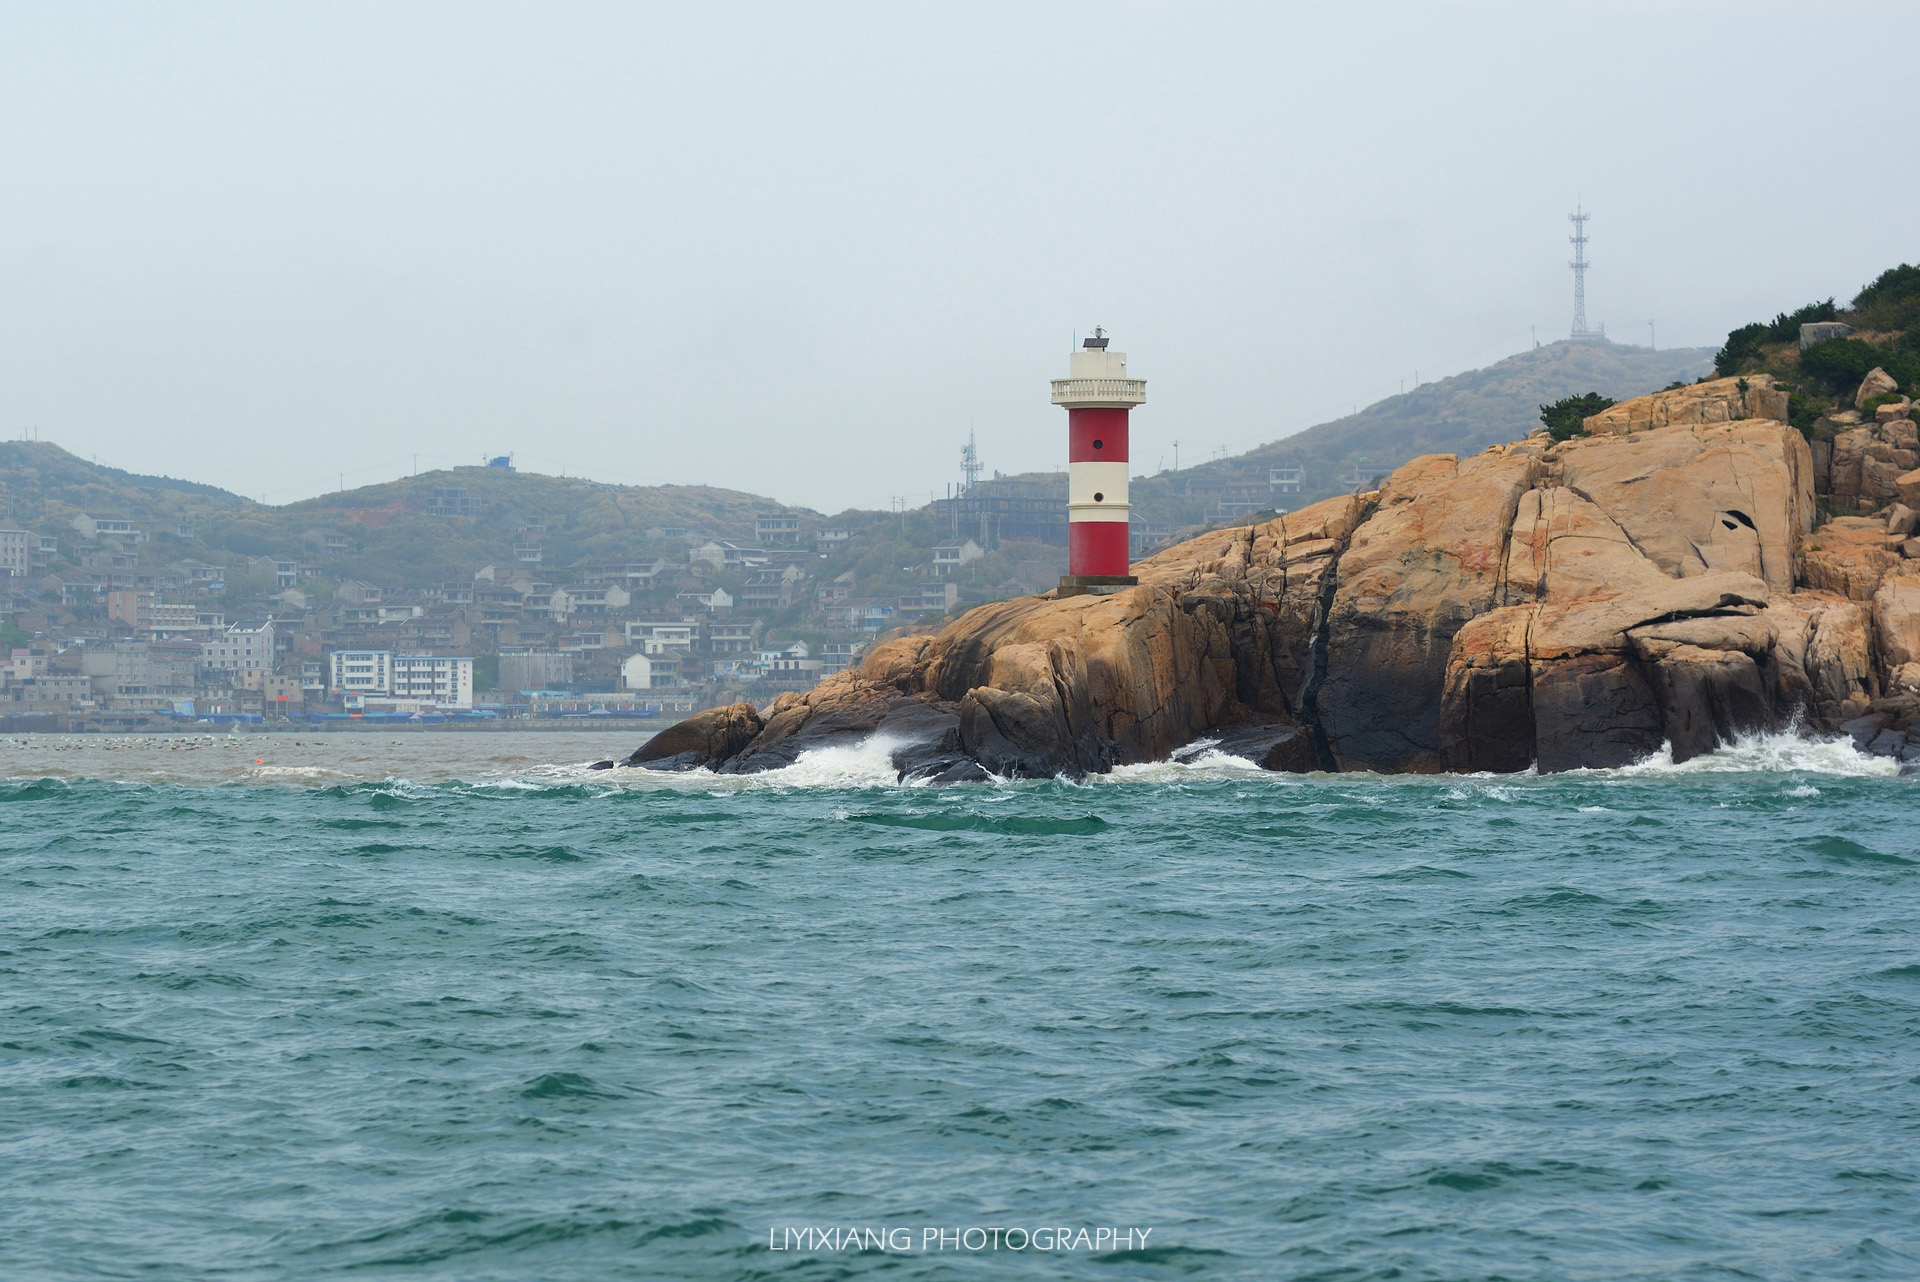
[534,734,942,792]
[1603,729,1899,778]
[483,726,1905,793]
[1101,746,1270,784]
[244,764,350,781]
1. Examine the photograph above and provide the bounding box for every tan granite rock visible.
[1856,366,1899,408]
[1583,375,1789,436]
[1552,420,1812,591]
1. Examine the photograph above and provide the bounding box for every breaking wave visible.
[1604,729,1900,778]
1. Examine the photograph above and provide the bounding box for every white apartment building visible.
[620,653,681,691]
[0,524,30,577]
[330,650,392,696]
[328,650,473,710]
[625,620,697,654]
[200,619,275,673]
[391,655,473,709]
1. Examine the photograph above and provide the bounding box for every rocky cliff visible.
[621,374,1920,778]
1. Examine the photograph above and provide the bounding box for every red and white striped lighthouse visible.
[1054,327,1145,596]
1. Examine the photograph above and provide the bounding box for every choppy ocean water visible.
[2,729,1917,1281]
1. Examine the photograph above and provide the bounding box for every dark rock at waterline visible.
[1173,723,1319,772]
[626,702,764,772]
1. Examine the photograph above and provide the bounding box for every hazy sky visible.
[3,2,1916,512]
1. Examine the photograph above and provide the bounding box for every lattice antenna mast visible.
[960,427,982,494]
[1568,205,1592,338]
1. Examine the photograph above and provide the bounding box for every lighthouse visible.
[1053,327,1146,596]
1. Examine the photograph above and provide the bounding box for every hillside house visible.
[625,620,697,656]
[901,581,959,617]
[335,580,383,605]
[620,653,682,691]
[70,514,146,543]
[821,570,857,603]
[738,572,793,610]
[931,539,984,575]
[689,541,768,572]
[820,640,867,675]
[706,620,760,654]
[427,487,480,517]
[674,587,733,614]
[755,512,802,545]
[551,584,631,620]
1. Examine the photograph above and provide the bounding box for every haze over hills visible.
[1233,340,1717,500]
[0,440,814,588]
[984,339,1717,534]
[2,336,1718,602]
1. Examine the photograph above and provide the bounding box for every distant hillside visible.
[275,467,815,588]
[0,440,254,535]
[1123,339,1715,526]
[0,442,810,589]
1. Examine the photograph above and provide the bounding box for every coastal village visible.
[0,463,1064,730]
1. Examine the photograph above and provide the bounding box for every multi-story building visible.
[0,524,30,578]
[498,650,574,694]
[551,584,631,621]
[931,539,985,575]
[427,487,480,518]
[620,653,681,691]
[755,512,802,545]
[820,640,867,676]
[151,604,224,637]
[107,590,154,630]
[738,572,793,610]
[326,650,472,709]
[625,620,696,655]
[69,514,146,543]
[200,619,275,673]
[901,581,960,617]
[706,620,760,654]
[391,655,473,709]
[329,649,392,697]
[673,587,733,614]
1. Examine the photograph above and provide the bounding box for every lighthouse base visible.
[1057,574,1138,598]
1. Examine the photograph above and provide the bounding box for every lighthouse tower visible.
[1053,328,1145,596]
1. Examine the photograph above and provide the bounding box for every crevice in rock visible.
[1296,499,1377,771]
[1523,606,1539,769]
[1565,482,1662,568]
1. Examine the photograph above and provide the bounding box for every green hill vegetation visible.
[1711,263,1920,436]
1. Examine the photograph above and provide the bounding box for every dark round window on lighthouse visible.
[1092,439,1104,450]
[1093,492,1104,502]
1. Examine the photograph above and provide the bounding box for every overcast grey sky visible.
[3,2,1916,512]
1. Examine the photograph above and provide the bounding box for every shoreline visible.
[0,718,680,735]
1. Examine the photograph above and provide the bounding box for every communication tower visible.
[960,428,982,494]
[1568,206,1597,340]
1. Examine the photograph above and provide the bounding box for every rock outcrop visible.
[627,374,1920,778]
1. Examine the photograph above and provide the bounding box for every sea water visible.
[2,730,1917,1281]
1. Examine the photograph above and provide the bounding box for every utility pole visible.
[1172,440,1179,472]
[1648,320,1656,350]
